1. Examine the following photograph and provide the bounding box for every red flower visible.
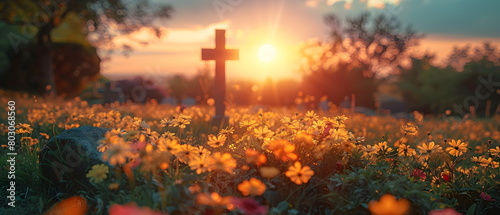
[109,203,166,215]
[411,169,426,180]
[441,174,451,182]
[231,198,267,215]
[480,192,496,201]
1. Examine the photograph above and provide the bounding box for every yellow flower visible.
[15,123,33,134]
[86,164,109,183]
[21,137,39,146]
[140,151,171,174]
[172,114,191,128]
[398,144,416,157]
[239,120,257,130]
[97,129,124,152]
[401,123,418,136]
[207,152,237,173]
[101,139,133,166]
[305,111,318,121]
[417,141,442,155]
[490,146,500,157]
[193,145,211,159]
[175,144,197,163]
[281,116,300,130]
[207,134,227,148]
[219,127,235,135]
[375,141,394,156]
[157,137,180,154]
[472,156,498,167]
[108,183,120,190]
[39,132,50,139]
[160,117,175,127]
[254,126,275,140]
[285,162,314,185]
[368,194,410,215]
[237,178,266,196]
[189,157,209,174]
[445,139,468,156]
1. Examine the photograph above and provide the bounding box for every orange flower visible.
[368,194,410,215]
[196,192,233,208]
[245,149,267,166]
[285,162,314,185]
[267,140,298,162]
[237,178,266,196]
[207,152,237,173]
[295,132,313,144]
[259,167,280,178]
[43,196,87,215]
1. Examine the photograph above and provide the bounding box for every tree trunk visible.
[35,23,56,96]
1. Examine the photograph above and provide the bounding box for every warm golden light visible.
[257,44,276,62]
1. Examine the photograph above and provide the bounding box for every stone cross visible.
[201,29,239,123]
[99,82,123,104]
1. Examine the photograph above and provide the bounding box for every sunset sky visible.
[103,0,500,82]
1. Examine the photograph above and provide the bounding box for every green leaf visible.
[466,203,477,215]
[275,201,290,212]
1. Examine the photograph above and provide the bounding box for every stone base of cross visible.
[201,29,239,126]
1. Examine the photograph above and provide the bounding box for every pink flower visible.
[429,208,462,215]
[231,198,268,215]
[480,192,496,201]
[109,203,166,215]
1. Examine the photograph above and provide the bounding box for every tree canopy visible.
[299,12,420,108]
[0,0,173,95]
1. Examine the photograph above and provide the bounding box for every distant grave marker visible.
[201,29,239,124]
[99,82,123,104]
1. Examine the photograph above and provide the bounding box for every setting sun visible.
[257,44,277,62]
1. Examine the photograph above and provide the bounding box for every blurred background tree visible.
[299,12,420,109]
[0,0,173,96]
[397,43,500,117]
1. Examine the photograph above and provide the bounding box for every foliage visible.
[398,43,500,116]
[0,0,173,95]
[1,92,500,214]
[299,12,420,108]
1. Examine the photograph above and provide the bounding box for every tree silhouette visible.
[398,43,500,116]
[300,13,420,109]
[0,0,173,95]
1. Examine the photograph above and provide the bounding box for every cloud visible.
[165,21,230,44]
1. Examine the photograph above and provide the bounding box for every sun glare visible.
[258,44,276,62]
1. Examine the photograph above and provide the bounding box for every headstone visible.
[99,82,124,104]
[182,97,197,106]
[39,126,108,198]
[115,77,168,104]
[379,98,408,114]
[201,29,239,124]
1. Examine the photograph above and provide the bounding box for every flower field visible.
[1,94,500,215]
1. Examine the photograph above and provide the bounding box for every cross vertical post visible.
[201,29,239,124]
